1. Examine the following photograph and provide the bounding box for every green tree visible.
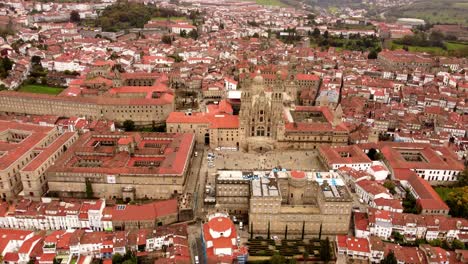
[452,239,465,250]
[403,189,420,214]
[284,224,288,240]
[188,30,198,40]
[457,167,468,187]
[123,120,135,131]
[301,221,305,240]
[70,10,81,23]
[368,50,378,59]
[162,35,172,45]
[270,253,286,264]
[392,231,404,243]
[323,30,329,39]
[320,238,331,263]
[318,223,322,240]
[445,186,468,218]
[180,30,187,38]
[250,222,254,239]
[31,55,42,65]
[381,250,397,264]
[267,221,270,239]
[312,28,320,38]
[112,253,123,264]
[85,178,93,199]
[383,180,396,195]
[0,57,14,79]
[302,251,309,264]
[429,239,443,247]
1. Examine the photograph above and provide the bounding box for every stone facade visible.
[239,74,349,152]
[46,131,194,200]
[0,120,78,200]
[0,63,175,126]
[215,170,353,238]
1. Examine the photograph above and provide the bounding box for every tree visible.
[367,148,384,160]
[368,50,378,59]
[0,57,14,79]
[123,120,135,131]
[270,253,286,264]
[188,30,198,40]
[429,239,443,247]
[452,239,465,250]
[323,30,329,39]
[70,10,81,23]
[392,231,404,243]
[284,224,288,240]
[457,167,468,187]
[445,186,468,218]
[112,253,123,264]
[312,28,320,38]
[383,180,396,195]
[381,250,397,264]
[320,238,331,263]
[162,35,172,45]
[302,251,309,264]
[267,221,271,239]
[31,56,42,65]
[85,178,93,199]
[180,30,187,38]
[301,221,305,240]
[403,189,419,214]
[318,223,322,240]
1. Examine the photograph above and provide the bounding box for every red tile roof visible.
[407,173,449,211]
[108,199,177,222]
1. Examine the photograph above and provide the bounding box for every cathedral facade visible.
[239,73,349,152]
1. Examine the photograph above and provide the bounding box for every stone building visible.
[0,62,175,126]
[239,74,349,152]
[46,131,194,200]
[0,120,78,200]
[166,101,240,148]
[215,170,353,238]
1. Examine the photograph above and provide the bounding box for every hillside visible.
[386,0,468,26]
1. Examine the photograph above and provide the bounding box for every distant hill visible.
[386,0,468,26]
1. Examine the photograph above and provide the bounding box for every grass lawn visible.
[435,187,453,201]
[151,16,187,21]
[18,84,64,95]
[387,0,468,25]
[390,41,468,56]
[240,0,287,6]
[254,0,286,6]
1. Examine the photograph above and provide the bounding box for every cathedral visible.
[239,72,349,152]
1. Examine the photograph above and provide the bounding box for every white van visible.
[194,256,199,264]
[239,221,243,230]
